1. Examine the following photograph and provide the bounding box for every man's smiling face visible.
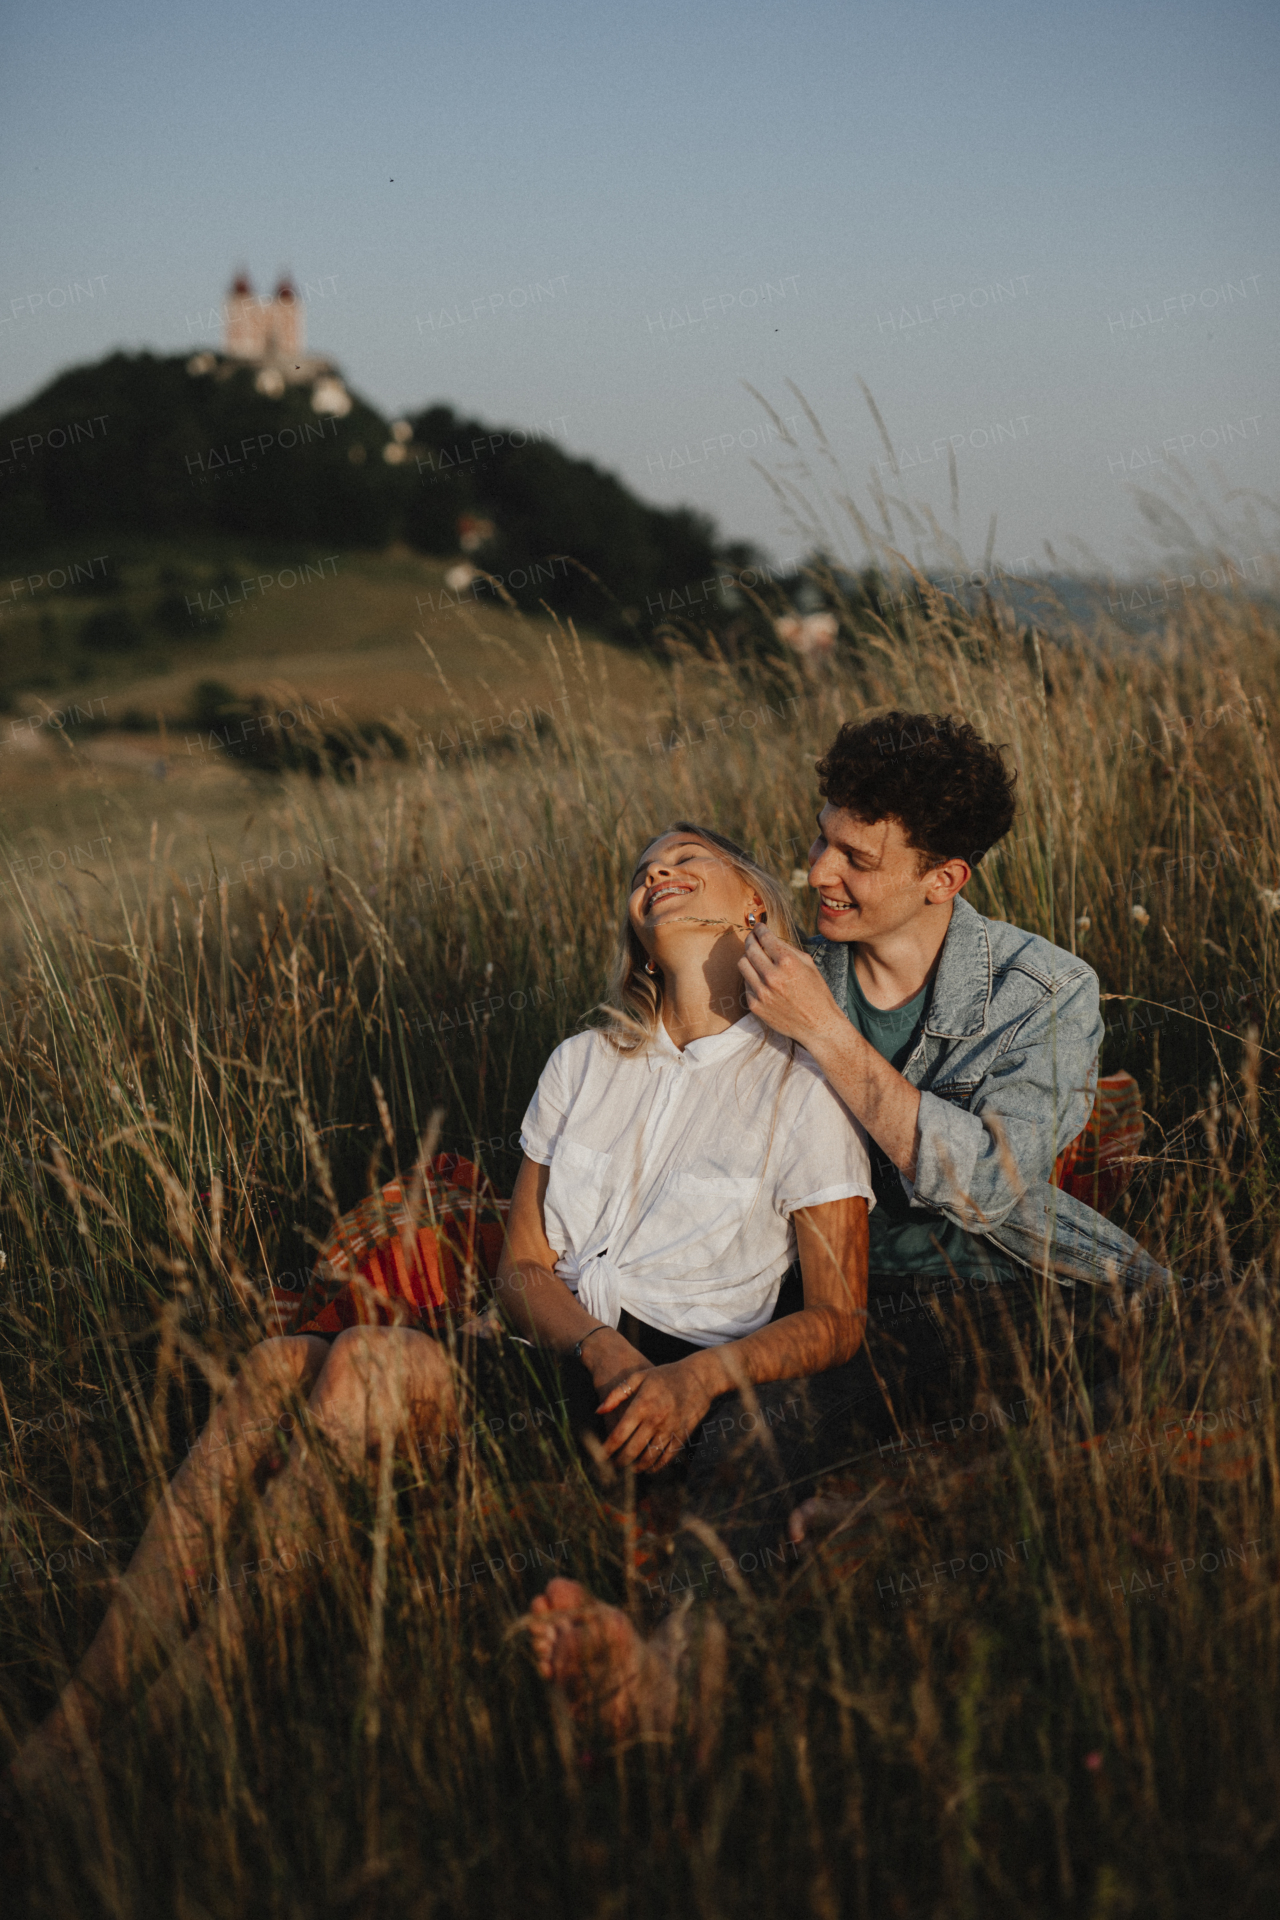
[807,804,961,942]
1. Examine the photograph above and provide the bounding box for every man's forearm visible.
[804,1017,922,1179]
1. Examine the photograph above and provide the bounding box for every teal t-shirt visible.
[845,963,1015,1283]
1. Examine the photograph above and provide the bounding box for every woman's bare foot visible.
[525,1576,679,1740]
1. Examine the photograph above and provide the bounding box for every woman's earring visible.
[746,914,757,929]
[644,958,657,975]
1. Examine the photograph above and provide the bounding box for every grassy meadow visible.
[3,552,1280,1917]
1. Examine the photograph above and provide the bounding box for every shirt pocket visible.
[544,1139,613,1254]
[659,1169,772,1267]
[551,1137,612,1197]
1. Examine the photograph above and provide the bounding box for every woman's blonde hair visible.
[595,821,800,1053]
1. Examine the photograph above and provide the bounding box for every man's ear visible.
[927,857,971,902]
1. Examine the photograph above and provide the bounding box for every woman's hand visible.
[596,1354,722,1473]
[580,1327,653,1401]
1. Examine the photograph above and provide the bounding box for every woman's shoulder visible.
[798,1049,842,1101]
[752,1020,826,1085]
[535,1026,620,1090]
[783,1034,859,1112]
[523,1030,611,1147]
[740,1023,843,1118]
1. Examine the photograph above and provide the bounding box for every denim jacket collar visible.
[923,895,993,1038]
[808,894,992,1040]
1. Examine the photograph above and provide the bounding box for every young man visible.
[740,709,1168,1421]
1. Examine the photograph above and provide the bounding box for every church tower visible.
[265,276,304,358]
[223,271,266,359]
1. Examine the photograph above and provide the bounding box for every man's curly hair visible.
[816,710,1017,870]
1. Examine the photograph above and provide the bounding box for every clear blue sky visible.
[2,0,1276,576]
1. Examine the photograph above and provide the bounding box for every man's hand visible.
[739,923,843,1049]
[596,1356,722,1473]
[742,924,923,1179]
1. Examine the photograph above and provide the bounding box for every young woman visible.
[8,823,873,1788]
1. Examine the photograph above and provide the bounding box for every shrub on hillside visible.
[154,589,223,637]
[80,605,144,651]
[186,677,408,777]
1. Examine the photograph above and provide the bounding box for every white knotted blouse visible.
[518,1015,875,1348]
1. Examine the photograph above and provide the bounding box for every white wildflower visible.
[1131,904,1150,929]
[1257,889,1280,915]
[1076,913,1092,936]
[789,868,809,890]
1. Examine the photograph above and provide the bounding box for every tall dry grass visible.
[3,570,1280,1916]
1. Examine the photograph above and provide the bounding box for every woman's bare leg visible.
[136,1323,458,1739]
[7,1334,330,1789]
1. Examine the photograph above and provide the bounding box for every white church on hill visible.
[186,270,352,416]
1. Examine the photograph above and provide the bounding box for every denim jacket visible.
[809,896,1169,1291]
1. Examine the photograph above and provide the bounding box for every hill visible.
[0,351,729,641]
[0,541,703,870]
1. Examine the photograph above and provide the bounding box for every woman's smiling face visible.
[628,833,760,950]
